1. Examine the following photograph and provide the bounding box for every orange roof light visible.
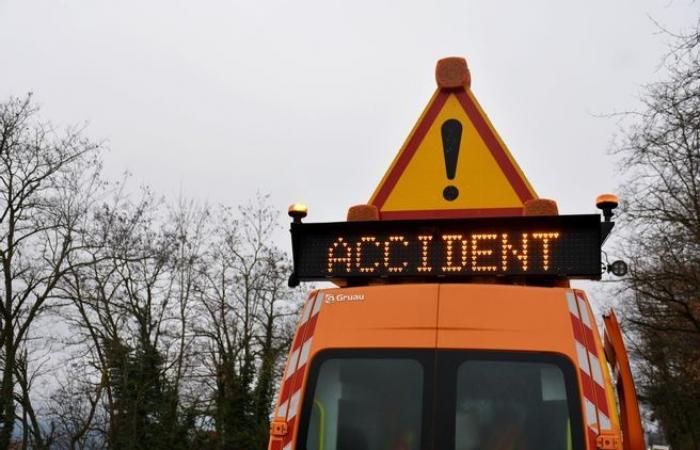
[596,194,619,210]
[435,56,471,89]
[523,198,559,216]
[288,203,308,223]
[347,204,380,222]
[596,194,619,223]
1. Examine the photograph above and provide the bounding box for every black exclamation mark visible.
[441,119,462,201]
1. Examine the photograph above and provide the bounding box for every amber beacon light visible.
[288,203,308,223]
[596,194,619,222]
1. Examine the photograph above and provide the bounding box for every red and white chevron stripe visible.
[271,290,323,450]
[567,290,611,450]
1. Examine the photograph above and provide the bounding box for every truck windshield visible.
[297,350,583,450]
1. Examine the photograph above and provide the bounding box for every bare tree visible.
[0,94,102,449]
[56,188,192,450]
[195,196,301,450]
[615,21,700,449]
[0,94,303,450]
[250,252,299,445]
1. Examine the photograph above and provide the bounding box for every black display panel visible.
[290,215,602,282]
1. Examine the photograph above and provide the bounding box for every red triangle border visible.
[371,89,535,212]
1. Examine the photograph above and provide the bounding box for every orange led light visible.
[383,235,409,272]
[417,235,433,272]
[441,234,467,272]
[501,233,529,271]
[327,237,352,273]
[355,236,380,273]
[322,228,564,277]
[532,232,560,271]
[471,233,498,272]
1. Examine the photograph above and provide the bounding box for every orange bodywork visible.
[270,283,637,450]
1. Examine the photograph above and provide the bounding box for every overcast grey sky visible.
[1,0,698,250]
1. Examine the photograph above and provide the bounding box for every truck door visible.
[298,349,436,450]
[290,284,440,450]
[435,284,587,450]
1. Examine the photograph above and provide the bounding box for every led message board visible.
[289,215,602,283]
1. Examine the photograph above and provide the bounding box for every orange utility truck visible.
[269,58,645,450]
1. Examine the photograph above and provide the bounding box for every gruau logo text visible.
[325,293,365,304]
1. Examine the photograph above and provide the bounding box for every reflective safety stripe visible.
[577,296,592,327]
[312,293,323,316]
[576,342,591,375]
[277,400,288,418]
[299,339,313,368]
[566,292,579,318]
[567,289,614,447]
[287,391,301,420]
[273,290,324,450]
[285,349,300,380]
[589,353,604,386]
[301,297,314,322]
[585,399,598,427]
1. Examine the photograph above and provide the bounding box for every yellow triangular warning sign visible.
[369,57,537,219]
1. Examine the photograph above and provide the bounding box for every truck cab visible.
[269,282,642,450]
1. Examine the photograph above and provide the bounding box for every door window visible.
[305,357,425,450]
[298,350,582,450]
[454,360,572,450]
